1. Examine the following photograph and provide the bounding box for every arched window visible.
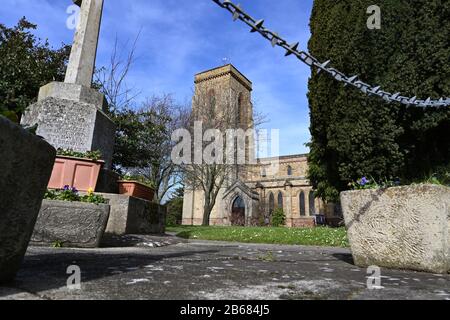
[334,203,342,217]
[299,191,306,216]
[268,193,275,215]
[233,196,245,209]
[277,192,283,209]
[232,196,246,226]
[236,92,243,126]
[287,165,293,176]
[208,89,216,117]
[261,167,267,178]
[309,191,316,215]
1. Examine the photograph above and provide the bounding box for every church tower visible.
[183,64,257,226]
[193,64,254,129]
[193,64,255,181]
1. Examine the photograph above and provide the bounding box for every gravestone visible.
[21,0,115,169]
[0,117,56,283]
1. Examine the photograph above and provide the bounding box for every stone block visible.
[182,218,194,226]
[101,194,166,235]
[341,184,450,274]
[31,200,110,248]
[96,169,119,194]
[288,218,315,228]
[0,117,56,284]
[21,95,115,169]
[38,82,107,112]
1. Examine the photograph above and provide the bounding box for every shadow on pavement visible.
[331,253,355,266]
[1,248,218,295]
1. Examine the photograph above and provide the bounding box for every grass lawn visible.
[166,225,349,248]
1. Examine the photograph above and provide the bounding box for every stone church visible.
[182,64,339,227]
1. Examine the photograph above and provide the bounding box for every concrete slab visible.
[1,241,449,300]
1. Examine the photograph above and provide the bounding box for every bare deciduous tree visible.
[95,32,141,113]
[134,95,190,204]
[95,34,188,204]
[177,87,266,225]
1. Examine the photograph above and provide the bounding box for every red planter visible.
[48,156,104,192]
[118,181,155,201]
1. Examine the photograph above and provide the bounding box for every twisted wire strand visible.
[211,0,449,108]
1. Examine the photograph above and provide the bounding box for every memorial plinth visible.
[21,83,115,169]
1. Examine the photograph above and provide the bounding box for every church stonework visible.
[182,65,338,227]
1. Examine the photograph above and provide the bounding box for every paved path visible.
[1,239,449,300]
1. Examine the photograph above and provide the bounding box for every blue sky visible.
[1,0,314,156]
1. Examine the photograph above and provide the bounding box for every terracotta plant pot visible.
[118,181,155,201]
[48,155,104,192]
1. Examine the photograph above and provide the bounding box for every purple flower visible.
[359,177,369,186]
[63,185,70,191]
[71,187,79,194]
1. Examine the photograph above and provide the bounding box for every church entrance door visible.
[231,196,245,226]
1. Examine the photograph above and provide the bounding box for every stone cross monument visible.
[22,0,116,172]
[65,0,104,87]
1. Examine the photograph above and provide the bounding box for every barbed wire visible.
[211,0,449,108]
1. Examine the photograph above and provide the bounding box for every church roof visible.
[195,64,252,91]
[223,180,259,200]
[257,153,309,162]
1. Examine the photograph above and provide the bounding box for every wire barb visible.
[211,0,449,108]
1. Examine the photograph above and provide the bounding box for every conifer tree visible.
[307,0,449,202]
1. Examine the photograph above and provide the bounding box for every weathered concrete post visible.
[65,0,104,87]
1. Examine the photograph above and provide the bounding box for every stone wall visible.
[248,154,309,181]
[288,218,316,228]
[96,169,119,194]
[102,194,166,235]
